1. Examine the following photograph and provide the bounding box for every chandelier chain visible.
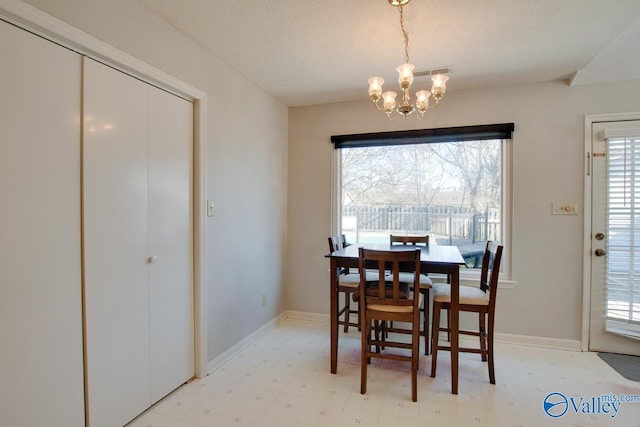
[399,5,410,64]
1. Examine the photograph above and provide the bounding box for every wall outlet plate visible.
[552,202,578,215]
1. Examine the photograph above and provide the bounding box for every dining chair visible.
[389,234,433,355]
[328,235,373,332]
[430,241,504,388]
[358,247,422,402]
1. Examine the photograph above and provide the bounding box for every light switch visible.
[207,200,215,217]
[551,202,578,215]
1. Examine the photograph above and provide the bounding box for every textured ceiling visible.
[135,0,640,107]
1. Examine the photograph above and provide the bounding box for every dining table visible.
[326,242,466,394]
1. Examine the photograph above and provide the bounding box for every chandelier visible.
[368,0,449,118]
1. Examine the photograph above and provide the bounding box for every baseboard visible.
[285,311,583,352]
[494,332,582,351]
[206,312,583,374]
[283,310,330,323]
[206,311,288,374]
[284,311,583,352]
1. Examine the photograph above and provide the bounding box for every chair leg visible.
[488,314,496,384]
[374,320,381,354]
[431,302,441,378]
[479,311,487,362]
[412,315,419,402]
[422,289,430,355]
[445,275,451,343]
[343,292,351,333]
[361,316,369,394]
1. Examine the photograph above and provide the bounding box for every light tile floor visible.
[129,318,640,427]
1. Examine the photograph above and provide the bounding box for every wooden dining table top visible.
[326,242,466,266]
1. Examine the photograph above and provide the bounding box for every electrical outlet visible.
[207,200,215,217]
[551,202,578,215]
[261,294,267,307]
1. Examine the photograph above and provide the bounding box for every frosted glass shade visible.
[396,63,414,87]
[415,90,431,109]
[431,73,449,97]
[368,76,384,98]
[382,91,397,110]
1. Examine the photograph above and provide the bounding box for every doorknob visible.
[594,248,606,257]
[595,233,605,240]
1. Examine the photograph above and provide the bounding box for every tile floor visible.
[129,317,640,427]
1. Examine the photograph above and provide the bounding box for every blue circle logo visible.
[543,392,568,418]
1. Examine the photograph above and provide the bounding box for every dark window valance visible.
[330,123,515,149]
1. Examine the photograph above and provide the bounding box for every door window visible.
[604,131,640,338]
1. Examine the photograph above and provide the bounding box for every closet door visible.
[83,58,194,427]
[147,87,194,403]
[0,21,84,427]
[83,58,151,427]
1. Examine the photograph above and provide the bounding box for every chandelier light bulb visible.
[431,73,449,99]
[368,76,385,99]
[382,91,397,111]
[397,63,415,89]
[415,90,431,110]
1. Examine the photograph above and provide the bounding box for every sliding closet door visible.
[83,58,151,427]
[0,21,84,427]
[147,87,194,403]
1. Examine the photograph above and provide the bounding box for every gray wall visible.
[287,79,640,344]
[22,0,289,363]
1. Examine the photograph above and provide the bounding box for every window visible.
[331,124,513,277]
[604,132,640,338]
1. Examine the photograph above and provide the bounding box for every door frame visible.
[0,0,208,378]
[582,112,640,352]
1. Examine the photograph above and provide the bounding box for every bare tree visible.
[340,140,502,244]
[343,141,500,210]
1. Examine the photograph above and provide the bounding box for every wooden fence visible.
[342,205,500,243]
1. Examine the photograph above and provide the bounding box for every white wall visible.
[287,79,640,344]
[21,0,289,363]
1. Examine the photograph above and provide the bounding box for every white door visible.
[83,58,151,427]
[589,119,640,355]
[147,85,195,403]
[83,57,194,427]
[0,20,85,427]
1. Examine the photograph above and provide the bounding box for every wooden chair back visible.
[328,235,354,275]
[389,234,429,246]
[358,248,421,312]
[328,234,352,252]
[480,241,503,312]
[328,235,342,252]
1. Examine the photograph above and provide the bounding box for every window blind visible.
[605,129,640,339]
[331,123,514,149]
